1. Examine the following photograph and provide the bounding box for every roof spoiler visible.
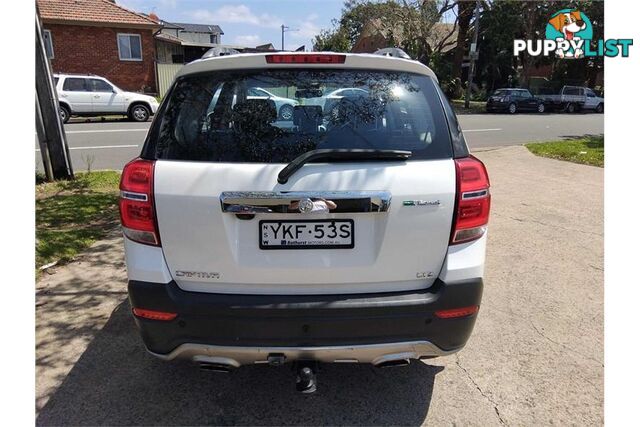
[373,48,411,59]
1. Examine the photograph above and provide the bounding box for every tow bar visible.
[294,362,318,394]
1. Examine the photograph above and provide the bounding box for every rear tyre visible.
[59,105,70,124]
[129,104,150,122]
[279,104,294,121]
[596,103,604,113]
[566,103,576,114]
[508,103,517,114]
[537,103,545,113]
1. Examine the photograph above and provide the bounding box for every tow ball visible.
[294,361,318,394]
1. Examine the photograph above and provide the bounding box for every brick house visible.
[37,0,161,93]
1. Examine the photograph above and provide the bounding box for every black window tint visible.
[147,70,453,162]
[90,79,113,92]
[564,87,579,96]
[63,78,87,92]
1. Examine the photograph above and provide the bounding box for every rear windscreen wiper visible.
[277,149,412,184]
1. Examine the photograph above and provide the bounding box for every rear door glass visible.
[148,69,452,163]
[63,78,88,92]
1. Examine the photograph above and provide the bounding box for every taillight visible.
[132,307,177,321]
[119,158,160,246]
[451,156,491,244]
[265,54,346,64]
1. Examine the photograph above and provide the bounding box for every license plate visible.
[259,219,354,250]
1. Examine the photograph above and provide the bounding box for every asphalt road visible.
[35,113,604,172]
[36,146,603,425]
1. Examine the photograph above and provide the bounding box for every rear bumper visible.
[128,278,483,364]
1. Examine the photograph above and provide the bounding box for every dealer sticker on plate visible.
[259,219,354,250]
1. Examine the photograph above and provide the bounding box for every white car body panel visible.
[124,238,173,284]
[153,159,456,295]
[437,233,487,283]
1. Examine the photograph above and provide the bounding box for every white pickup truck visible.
[120,51,490,392]
[537,85,604,113]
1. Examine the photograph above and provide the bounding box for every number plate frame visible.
[259,219,355,250]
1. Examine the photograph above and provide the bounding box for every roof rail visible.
[202,46,240,59]
[373,48,411,59]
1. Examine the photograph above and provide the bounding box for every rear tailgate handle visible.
[220,191,391,214]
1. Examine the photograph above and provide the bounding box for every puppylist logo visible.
[514,8,633,59]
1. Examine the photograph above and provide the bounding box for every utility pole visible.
[464,0,481,109]
[35,12,73,180]
[280,24,299,51]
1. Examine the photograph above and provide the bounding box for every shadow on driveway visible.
[37,299,443,426]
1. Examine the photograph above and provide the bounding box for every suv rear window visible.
[146,69,452,163]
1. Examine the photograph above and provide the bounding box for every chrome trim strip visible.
[461,189,489,200]
[120,190,148,202]
[220,191,392,214]
[148,340,458,366]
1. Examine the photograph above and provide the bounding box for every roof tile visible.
[37,0,159,27]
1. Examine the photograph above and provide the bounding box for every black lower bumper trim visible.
[128,278,483,355]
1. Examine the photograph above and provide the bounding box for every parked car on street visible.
[247,87,298,121]
[120,52,490,392]
[54,73,159,123]
[536,85,604,113]
[486,88,546,114]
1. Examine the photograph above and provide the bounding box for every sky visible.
[118,0,345,50]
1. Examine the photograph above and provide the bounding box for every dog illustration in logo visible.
[548,11,587,58]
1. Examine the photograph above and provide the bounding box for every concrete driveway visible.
[35,146,603,426]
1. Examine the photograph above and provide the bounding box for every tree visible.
[314,1,403,52]
[451,0,475,79]
[314,0,460,68]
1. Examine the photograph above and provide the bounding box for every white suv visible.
[54,74,159,123]
[120,52,490,391]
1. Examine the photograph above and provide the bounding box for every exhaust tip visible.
[375,358,411,368]
[199,362,233,373]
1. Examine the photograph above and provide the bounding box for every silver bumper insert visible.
[148,341,458,366]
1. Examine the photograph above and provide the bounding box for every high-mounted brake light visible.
[451,156,491,244]
[132,307,177,321]
[119,158,160,246]
[435,305,479,319]
[265,54,346,64]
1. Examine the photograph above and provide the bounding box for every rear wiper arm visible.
[278,149,411,184]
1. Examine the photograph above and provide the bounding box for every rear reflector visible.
[133,308,177,321]
[451,156,491,244]
[119,158,160,246]
[434,305,479,319]
[265,54,346,64]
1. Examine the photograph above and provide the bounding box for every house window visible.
[117,33,143,61]
[210,34,217,44]
[43,30,54,59]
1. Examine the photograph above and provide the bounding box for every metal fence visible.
[156,63,183,97]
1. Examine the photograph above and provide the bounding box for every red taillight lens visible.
[119,158,160,246]
[132,307,177,321]
[451,156,491,244]
[434,305,479,319]
[265,54,346,64]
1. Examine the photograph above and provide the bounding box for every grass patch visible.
[36,171,121,270]
[525,135,604,167]
[451,99,486,115]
